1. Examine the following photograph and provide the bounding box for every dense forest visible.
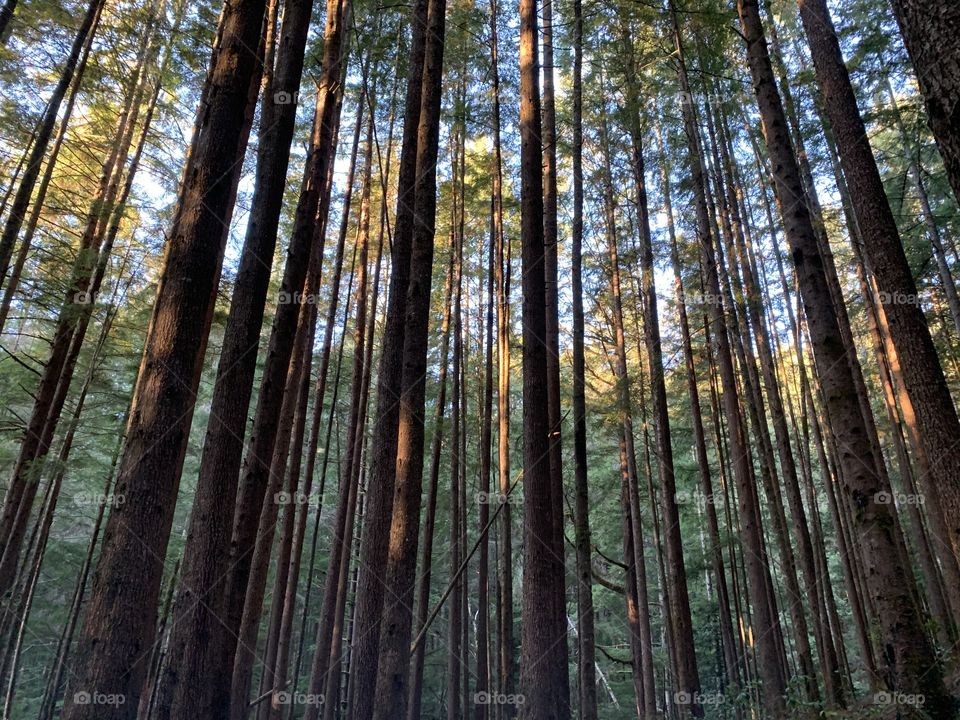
[0,0,958,717]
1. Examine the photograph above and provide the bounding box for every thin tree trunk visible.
[447,216,465,720]
[407,214,457,720]
[570,2,597,716]
[0,0,104,291]
[0,0,98,334]
[488,0,514,707]
[624,64,703,719]
[656,121,741,696]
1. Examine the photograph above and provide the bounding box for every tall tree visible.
[570,0,598,716]
[59,0,272,715]
[737,0,951,711]
[517,0,570,712]
[797,0,960,571]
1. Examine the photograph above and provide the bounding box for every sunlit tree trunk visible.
[739,0,950,710]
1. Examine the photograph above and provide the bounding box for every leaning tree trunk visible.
[215,7,350,715]
[738,0,951,711]
[154,0,310,711]
[887,0,960,204]
[798,0,960,572]
[59,0,270,715]
[668,0,788,713]
[0,0,104,291]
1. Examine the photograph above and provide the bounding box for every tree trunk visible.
[656,120,741,696]
[366,0,446,710]
[668,1,788,713]
[517,0,569,711]
[738,0,950,710]
[799,0,960,571]
[345,0,431,709]
[887,0,960,203]
[570,1,597,716]
[216,4,350,713]
[0,0,104,291]
[407,219,457,720]
[59,0,270,714]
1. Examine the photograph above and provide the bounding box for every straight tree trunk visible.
[345,0,431,709]
[448,221,465,720]
[623,63,703,719]
[407,225,458,720]
[517,0,570,711]
[540,5,569,699]
[570,1,597,716]
[596,113,658,718]
[367,0,446,710]
[475,114,496,720]
[488,0,514,706]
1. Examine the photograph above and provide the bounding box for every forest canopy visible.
[0,0,958,717]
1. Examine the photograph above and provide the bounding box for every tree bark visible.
[570,2,597,716]
[517,0,570,711]
[739,0,950,710]
[59,0,270,714]
[799,0,960,571]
